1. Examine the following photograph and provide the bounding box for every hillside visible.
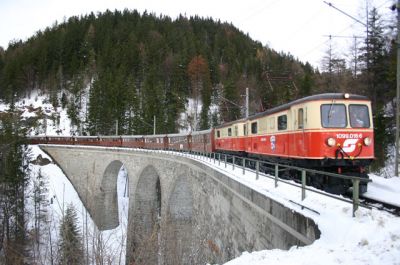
[0,9,315,135]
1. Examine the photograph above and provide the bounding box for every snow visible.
[364,174,400,207]
[2,92,400,264]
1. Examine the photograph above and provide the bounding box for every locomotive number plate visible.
[336,133,363,139]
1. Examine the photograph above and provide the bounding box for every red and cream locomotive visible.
[30,93,374,194]
[214,93,374,193]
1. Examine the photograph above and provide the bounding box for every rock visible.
[31,154,52,166]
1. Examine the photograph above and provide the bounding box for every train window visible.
[278,115,287,130]
[243,124,247,135]
[228,128,232,136]
[234,126,238,136]
[298,108,304,129]
[349,104,370,128]
[217,130,220,138]
[321,104,347,128]
[251,122,258,134]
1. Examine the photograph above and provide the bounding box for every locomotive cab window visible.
[349,104,370,128]
[251,122,258,134]
[321,104,347,128]
[228,128,232,136]
[278,115,287,130]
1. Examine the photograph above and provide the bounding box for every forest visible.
[0,7,397,264]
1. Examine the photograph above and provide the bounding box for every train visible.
[29,93,374,194]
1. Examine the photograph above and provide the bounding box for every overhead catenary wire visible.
[300,0,391,66]
[323,1,367,26]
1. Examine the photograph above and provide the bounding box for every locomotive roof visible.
[214,93,368,128]
[248,93,369,121]
[214,118,247,129]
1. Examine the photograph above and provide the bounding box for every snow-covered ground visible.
[2,92,400,264]
[364,174,400,207]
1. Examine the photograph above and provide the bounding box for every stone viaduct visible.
[39,144,320,265]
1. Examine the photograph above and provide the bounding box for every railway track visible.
[360,196,400,217]
[212,152,400,216]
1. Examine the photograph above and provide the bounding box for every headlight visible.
[326,137,336,147]
[363,137,371,146]
[344,93,350,99]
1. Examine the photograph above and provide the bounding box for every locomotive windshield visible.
[321,104,347,128]
[349,104,370,128]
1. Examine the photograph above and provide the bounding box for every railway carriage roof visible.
[162,129,213,138]
[191,129,213,135]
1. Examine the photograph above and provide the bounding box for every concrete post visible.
[224,155,227,168]
[256,161,259,180]
[352,178,360,217]
[301,170,306,200]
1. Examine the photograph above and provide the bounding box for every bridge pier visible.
[93,160,122,230]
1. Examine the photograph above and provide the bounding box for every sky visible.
[0,0,395,68]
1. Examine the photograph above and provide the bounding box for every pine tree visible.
[359,7,388,110]
[358,7,393,169]
[188,55,211,130]
[0,106,30,264]
[58,203,84,265]
[32,168,49,256]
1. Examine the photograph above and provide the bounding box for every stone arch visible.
[128,165,161,265]
[164,174,194,264]
[93,160,124,230]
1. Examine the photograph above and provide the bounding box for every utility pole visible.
[395,0,400,176]
[115,119,118,135]
[245,87,249,118]
[153,115,156,135]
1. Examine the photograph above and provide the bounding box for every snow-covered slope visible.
[28,145,128,264]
